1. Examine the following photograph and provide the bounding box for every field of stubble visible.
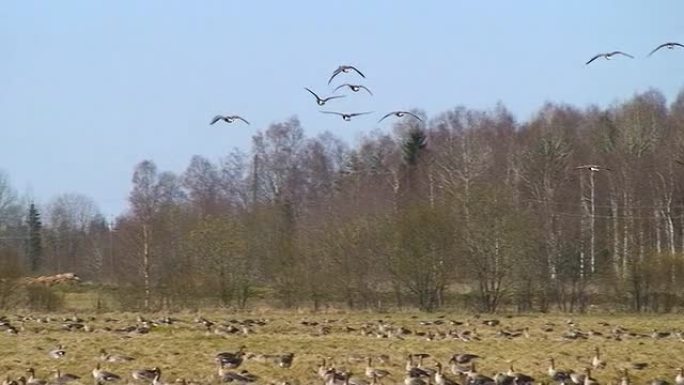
[1,312,683,385]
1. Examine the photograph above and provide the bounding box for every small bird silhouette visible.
[586,51,634,65]
[328,65,365,85]
[575,165,611,172]
[333,84,373,96]
[378,111,423,123]
[210,115,250,125]
[304,88,345,106]
[320,111,373,121]
[648,42,684,56]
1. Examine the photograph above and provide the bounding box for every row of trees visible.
[3,88,684,312]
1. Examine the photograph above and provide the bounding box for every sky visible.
[1,1,683,218]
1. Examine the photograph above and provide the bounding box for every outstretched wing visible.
[320,111,344,116]
[613,51,634,59]
[210,115,225,125]
[327,67,343,85]
[347,65,366,78]
[648,43,670,56]
[358,85,373,96]
[321,95,345,102]
[232,116,250,125]
[304,87,321,101]
[585,54,603,65]
[333,84,350,93]
[378,112,396,122]
[349,111,373,118]
[403,111,424,122]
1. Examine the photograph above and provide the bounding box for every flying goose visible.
[378,111,423,123]
[49,345,66,359]
[649,42,684,56]
[575,165,611,172]
[100,348,135,363]
[328,65,366,84]
[93,364,121,384]
[132,368,161,382]
[586,51,634,65]
[333,84,373,96]
[320,111,373,121]
[210,115,250,125]
[305,88,345,106]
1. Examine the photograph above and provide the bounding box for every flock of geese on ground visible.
[210,41,683,128]
[3,314,684,385]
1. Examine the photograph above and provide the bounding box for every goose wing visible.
[231,116,250,125]
[612,51,634,59]
[304,87,321,101]
[328,67,343,85]
[378,112,396,122]
[333,84,351,93]
[321,94,345,102]
[210,115,225,125]
[346,65,366,78]
[358,85,373,96]
[348,111,373,118]
[320,111,344,116]
[585,54,604,65]
[402,111,423,122]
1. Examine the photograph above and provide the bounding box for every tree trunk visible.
[142,223,151,310]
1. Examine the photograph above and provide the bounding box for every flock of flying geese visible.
[210,41,683,128]
[210,64,425,127]
[4,314,684,385]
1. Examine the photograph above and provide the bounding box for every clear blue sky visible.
[1,1,683,217]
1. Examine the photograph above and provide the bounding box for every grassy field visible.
[1,311,683,385]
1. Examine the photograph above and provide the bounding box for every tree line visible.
[2,88,684,313]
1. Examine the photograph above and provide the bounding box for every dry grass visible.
[1,311,683,385]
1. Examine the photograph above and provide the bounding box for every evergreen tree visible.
[26,202,43,272]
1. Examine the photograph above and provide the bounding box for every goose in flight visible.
[378,111,423,123]
[328,65,365,84]
[586,51,634,65]
[333,83,373,96]
[304,88,345,106]
[210,115,250,125]
[575,165,611,172]
[648,42,684,56]
[320,111,373,121]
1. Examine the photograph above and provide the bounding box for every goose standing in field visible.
[49,345,67,359]
[93,363,121,384]
[53,370,80,385]
[648,42,684,56]
[132,368,161,382]
[591,348,606,369]
[582,369,598,385]
[465,363,495,385]
[100,348,135,363]
[25,369,46,385]
[276,352,294,368]
[328,65,366,84]
[620,369,630,385]
[568,370,586,385]
[366,357,391,380]
[216,346,247,368]
[676,368,684,385]
[435,363,459,385]
[305,88,345,106]
[506,365,534,385]
[2,377,17,385]
[586,51,634,65]
[548,358,570,382]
